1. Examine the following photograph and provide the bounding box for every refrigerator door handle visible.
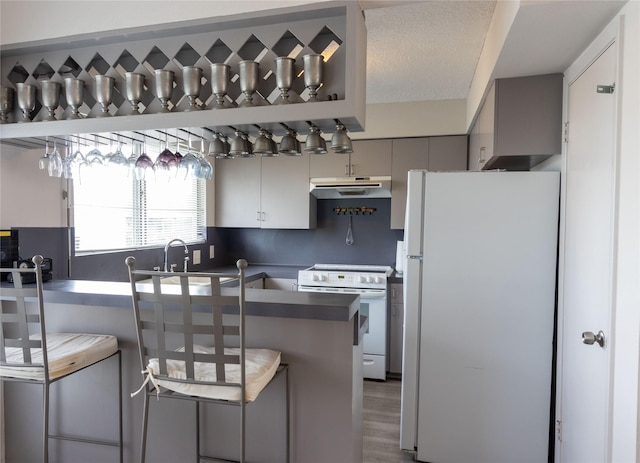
[407,255,423,260]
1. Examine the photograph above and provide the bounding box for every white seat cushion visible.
[148,345,281,402]
[0,333,118,381]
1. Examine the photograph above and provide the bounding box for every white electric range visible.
[298,264,393,380]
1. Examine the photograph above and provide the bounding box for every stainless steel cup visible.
[94,75,114,117]
[275,57,295,104]
[182,66,202,111]
[238,60,259,107]
[0,86,14,123]
[16,83,36,122]
[210,63,230,109]
[303,54,323,102]
[64,77,84,119]
[124,72,145,114]
[41,81,61,121]
[154,69,174,112]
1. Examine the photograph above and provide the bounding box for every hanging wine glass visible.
[108,134,129,172]
[48,139,63,178]
[154,132,178,182]
[68,135,88,182]
[197,130,213,180]
[179,132,202,179]
[39,138,51,171]
[134,135,155,181]
[84,135,104,169]
[62,140,75,180]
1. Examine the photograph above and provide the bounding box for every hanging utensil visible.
[346,214,354,246]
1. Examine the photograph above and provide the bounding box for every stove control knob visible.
[312,274,320,281]
[375,276,384,284]
[366,276,374,283]
[319,274,327,281]
[359,276,367,284]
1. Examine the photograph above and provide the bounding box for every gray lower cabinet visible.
[265,278,298,291]
[390,135,467,229]
[215,154,316,229]
[388,282,404,375]
[310,139,392,177]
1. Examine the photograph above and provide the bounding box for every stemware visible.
[275,57,295,105]
[279,129,301,156]
[154,69,174,113]
[331,121,353,154]
[48,140,63,178]
[210,63,230,109]
[0,86,14,123]
[41,81,61,121]
[197,134,213,180]
[304,125,328,154]
[154,133,179,181]
[182,66,202,111]
[238,60,259,107]
[16,83,36,123]
[179,133,202,179]
[39,139,51,171]
[64,77,84,120]
[107,136,129,172]
[303,54,323,102]
[125,72,145,115]
[253,128,276,156]
[208,132,228,159]
[85,135,104,168]
[94,75,114,117]
[228,130,253,157]
[134,137,155,181]
[65,135,88,181]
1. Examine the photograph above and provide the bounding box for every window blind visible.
[73,165,206,254]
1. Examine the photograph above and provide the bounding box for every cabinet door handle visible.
[261,212,266,222]
[345,164,350,176]
[350,164,355,176]
[256,211,261,221]
[391,288,396,299]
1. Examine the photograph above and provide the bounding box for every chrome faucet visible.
[164,238,189,272]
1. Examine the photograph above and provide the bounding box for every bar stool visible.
[126,257,289,463]
[0,255,122,463]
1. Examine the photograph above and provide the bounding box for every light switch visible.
[209,245,215,259]
[193,250,201,265]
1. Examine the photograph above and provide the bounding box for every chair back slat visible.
[125,258,248,390]
[0,256,48,375]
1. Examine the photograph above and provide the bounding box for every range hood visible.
[310,176,392,199]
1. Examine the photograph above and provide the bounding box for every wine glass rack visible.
[0,1,366,151]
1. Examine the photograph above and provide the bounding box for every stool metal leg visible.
[140,388,150,463]
[43,382,50,463]
[118,350,123,463]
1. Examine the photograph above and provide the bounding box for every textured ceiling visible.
[364,1,496,104]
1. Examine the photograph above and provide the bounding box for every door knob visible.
[582,330,605,348]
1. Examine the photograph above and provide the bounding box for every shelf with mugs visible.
[0,1,365,147]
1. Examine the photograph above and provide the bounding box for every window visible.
[72,162,206,254]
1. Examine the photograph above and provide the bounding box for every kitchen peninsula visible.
[1,270,364,463]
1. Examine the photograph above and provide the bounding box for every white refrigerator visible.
[400,170,560,463]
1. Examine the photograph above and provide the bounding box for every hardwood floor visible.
[363,379,415,462]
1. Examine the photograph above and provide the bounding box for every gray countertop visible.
[2,264,360,323]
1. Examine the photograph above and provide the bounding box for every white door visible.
[558,42,617,462]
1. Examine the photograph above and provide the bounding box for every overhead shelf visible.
[0,1,366,148]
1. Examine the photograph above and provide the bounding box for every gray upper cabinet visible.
[261,154,316,229]
[390,136,467,229]
[469,73,563,171]
[309,139,392,177]
[215,155,316,229]
[215,157,262,228]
